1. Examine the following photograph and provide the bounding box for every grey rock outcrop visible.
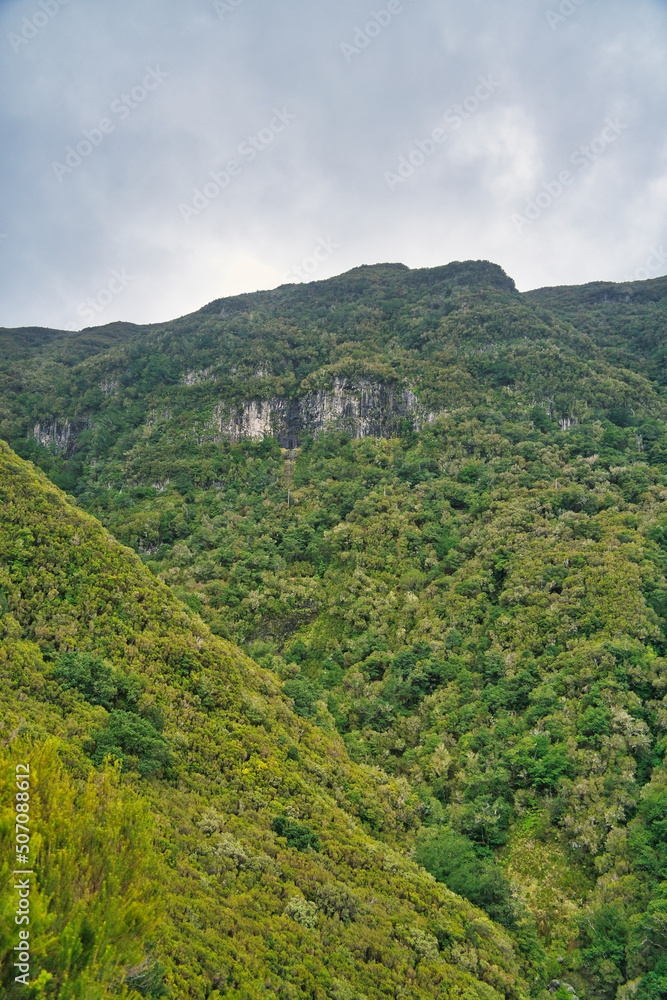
[548,981,579,999]
[209,379,435,447]
[32,419,87,457]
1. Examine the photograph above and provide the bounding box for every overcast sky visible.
[0,0,666,331]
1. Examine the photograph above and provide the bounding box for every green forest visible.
[2,259,667,999]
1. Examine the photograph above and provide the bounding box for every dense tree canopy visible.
[3,261,667,999]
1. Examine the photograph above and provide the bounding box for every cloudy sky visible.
[1,0,666,331]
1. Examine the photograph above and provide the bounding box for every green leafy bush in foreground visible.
[0,741,162,999]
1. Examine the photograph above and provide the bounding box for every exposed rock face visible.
[548,981,578,999]
[209,380,434,447]
[182,368,214,387]
[32,419,87,457]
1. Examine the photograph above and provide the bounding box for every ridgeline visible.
[2,260,667,1000]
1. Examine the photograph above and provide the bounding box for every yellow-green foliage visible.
[0,741,158,998]
[0,441,532,999]
[5,264,667,1000]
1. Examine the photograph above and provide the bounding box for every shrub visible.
[316,882,362,921]
[272,814,320,852]
[54,652,118,710]
[54,651,143,713]
[415,828,517,928]
[282,676,319,718]
[89,710,174,777]
[284,896,319,928]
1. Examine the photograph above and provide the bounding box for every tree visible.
[89,711,173,777]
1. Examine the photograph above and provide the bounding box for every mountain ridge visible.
[3,258,667,999]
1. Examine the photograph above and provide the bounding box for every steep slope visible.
[89,402,667,999]
[525,274,667,385]
[0,441,534,1000]
[4,259,667,999]
[3,260,666,495]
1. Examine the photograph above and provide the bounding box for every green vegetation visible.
[0,743,162,999]
[415,829,518,930]
[88,710,173,777]
[0,439,533,999]
[271,814,321,852]
[3,260,667,998]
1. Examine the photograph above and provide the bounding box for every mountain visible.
[0,440,531,999]
[3,259,667,1000]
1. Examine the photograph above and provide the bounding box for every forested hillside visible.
[3,260,667,999]
[0,440,532,1000]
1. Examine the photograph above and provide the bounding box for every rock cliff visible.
[209,379,434,447]
[31,419,88,457]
